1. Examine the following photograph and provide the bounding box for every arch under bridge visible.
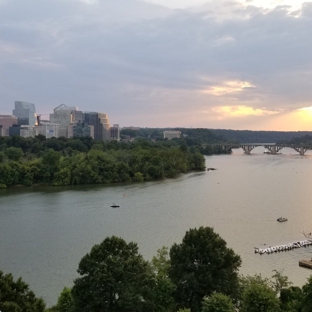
[208,143,312,155]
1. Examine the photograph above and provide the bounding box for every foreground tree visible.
[150,247,176,312]
[201,293,235,312]
[169,227,241,312]
[280,286,303,312]
[0,270,45,312]
[240,282,281,312]
[71,236,155,312]
[301,275,312,312]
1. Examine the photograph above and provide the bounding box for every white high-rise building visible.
[13,101,37,126]
[50,104,78,137]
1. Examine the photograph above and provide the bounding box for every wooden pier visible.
[299,259,312,269]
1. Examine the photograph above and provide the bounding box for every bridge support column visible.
[265,145,276,154]
[292,145,309,155]
[241,145,254,154]
[264,145,283,155]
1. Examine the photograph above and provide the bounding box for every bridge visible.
[207,143,312,155]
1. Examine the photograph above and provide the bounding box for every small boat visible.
[110,204,120,208]
[277,217,288,222]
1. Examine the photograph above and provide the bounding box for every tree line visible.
[1,226,312,312]
[0,136,205,188]
[120,127,312,145]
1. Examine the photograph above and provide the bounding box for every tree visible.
[71,236,155,312]
[150,247,176,312]
[201,293,235,312]
[0,270,45,312]
[280,286,303,312]
[56,287,74,312]
[301,275,312,312]
[240,282,281,312]
[5,147,23,161]
[169,227,241,312]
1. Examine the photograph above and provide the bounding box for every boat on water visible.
[277,217,288,222]
[110,204,120,208]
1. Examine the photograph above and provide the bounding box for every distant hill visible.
[121,127,312,145]
[208,129,312,144]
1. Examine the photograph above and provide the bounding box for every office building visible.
[110,124,120,141]
[68,121,94,138]
[8,124,37,138]
[0,115,18,136]
[50,104,77,137]
[13,101,37,126]
[36,121,60,138]
[84,112,110,140]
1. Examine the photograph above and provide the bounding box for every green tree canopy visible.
[5,147,23,161]
[201,293,235,312]
[240,282,281,312]
[71,236,155,312]
[301,275,312,312]
[150,247,176,312]
[0,270,45,312]
[169,226,241,312]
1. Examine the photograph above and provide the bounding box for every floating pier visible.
[299,259,312,269]
[254,240,312,255]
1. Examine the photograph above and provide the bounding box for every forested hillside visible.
[121,127,312,144]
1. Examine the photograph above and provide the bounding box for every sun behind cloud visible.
[212,105,279,119]
[296,106,312,121]
[203,80,255,96]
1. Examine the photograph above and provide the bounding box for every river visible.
[1,147,312,306]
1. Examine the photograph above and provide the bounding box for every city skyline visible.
[1,0,312,130]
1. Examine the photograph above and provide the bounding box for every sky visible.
[1,0,312,130]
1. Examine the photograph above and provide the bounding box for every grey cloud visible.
[1,0,312,128]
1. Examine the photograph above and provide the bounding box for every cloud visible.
[203,80,255,96]
[0,0,312,130]
[212,105,279,118]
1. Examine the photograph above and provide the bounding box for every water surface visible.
[1,147,312,305]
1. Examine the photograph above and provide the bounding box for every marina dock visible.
[254,240,312,255]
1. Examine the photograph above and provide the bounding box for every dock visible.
[254,240,312,255]
[299,259,312,269]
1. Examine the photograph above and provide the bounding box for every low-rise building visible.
[163,130,181,140]
[36,121,60,138]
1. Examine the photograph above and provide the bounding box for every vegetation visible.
[0,135,205,188]
[282,134,312,145]
[72,236,155,311]
[4,227,312,312]
[0,270,45,312]
[169,227,241,312]
[120,127,312,145]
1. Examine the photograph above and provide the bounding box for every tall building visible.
[84,112,110,140]
[0,115,18,136]
[110,124,120,141]
[50,104,77,137]
[13,101,37,126]
[68,121,94,138]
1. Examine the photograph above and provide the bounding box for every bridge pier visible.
[241,145,255,154]
[221,145,233,153]
[292,145,309,156]
[264,145,283,155]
